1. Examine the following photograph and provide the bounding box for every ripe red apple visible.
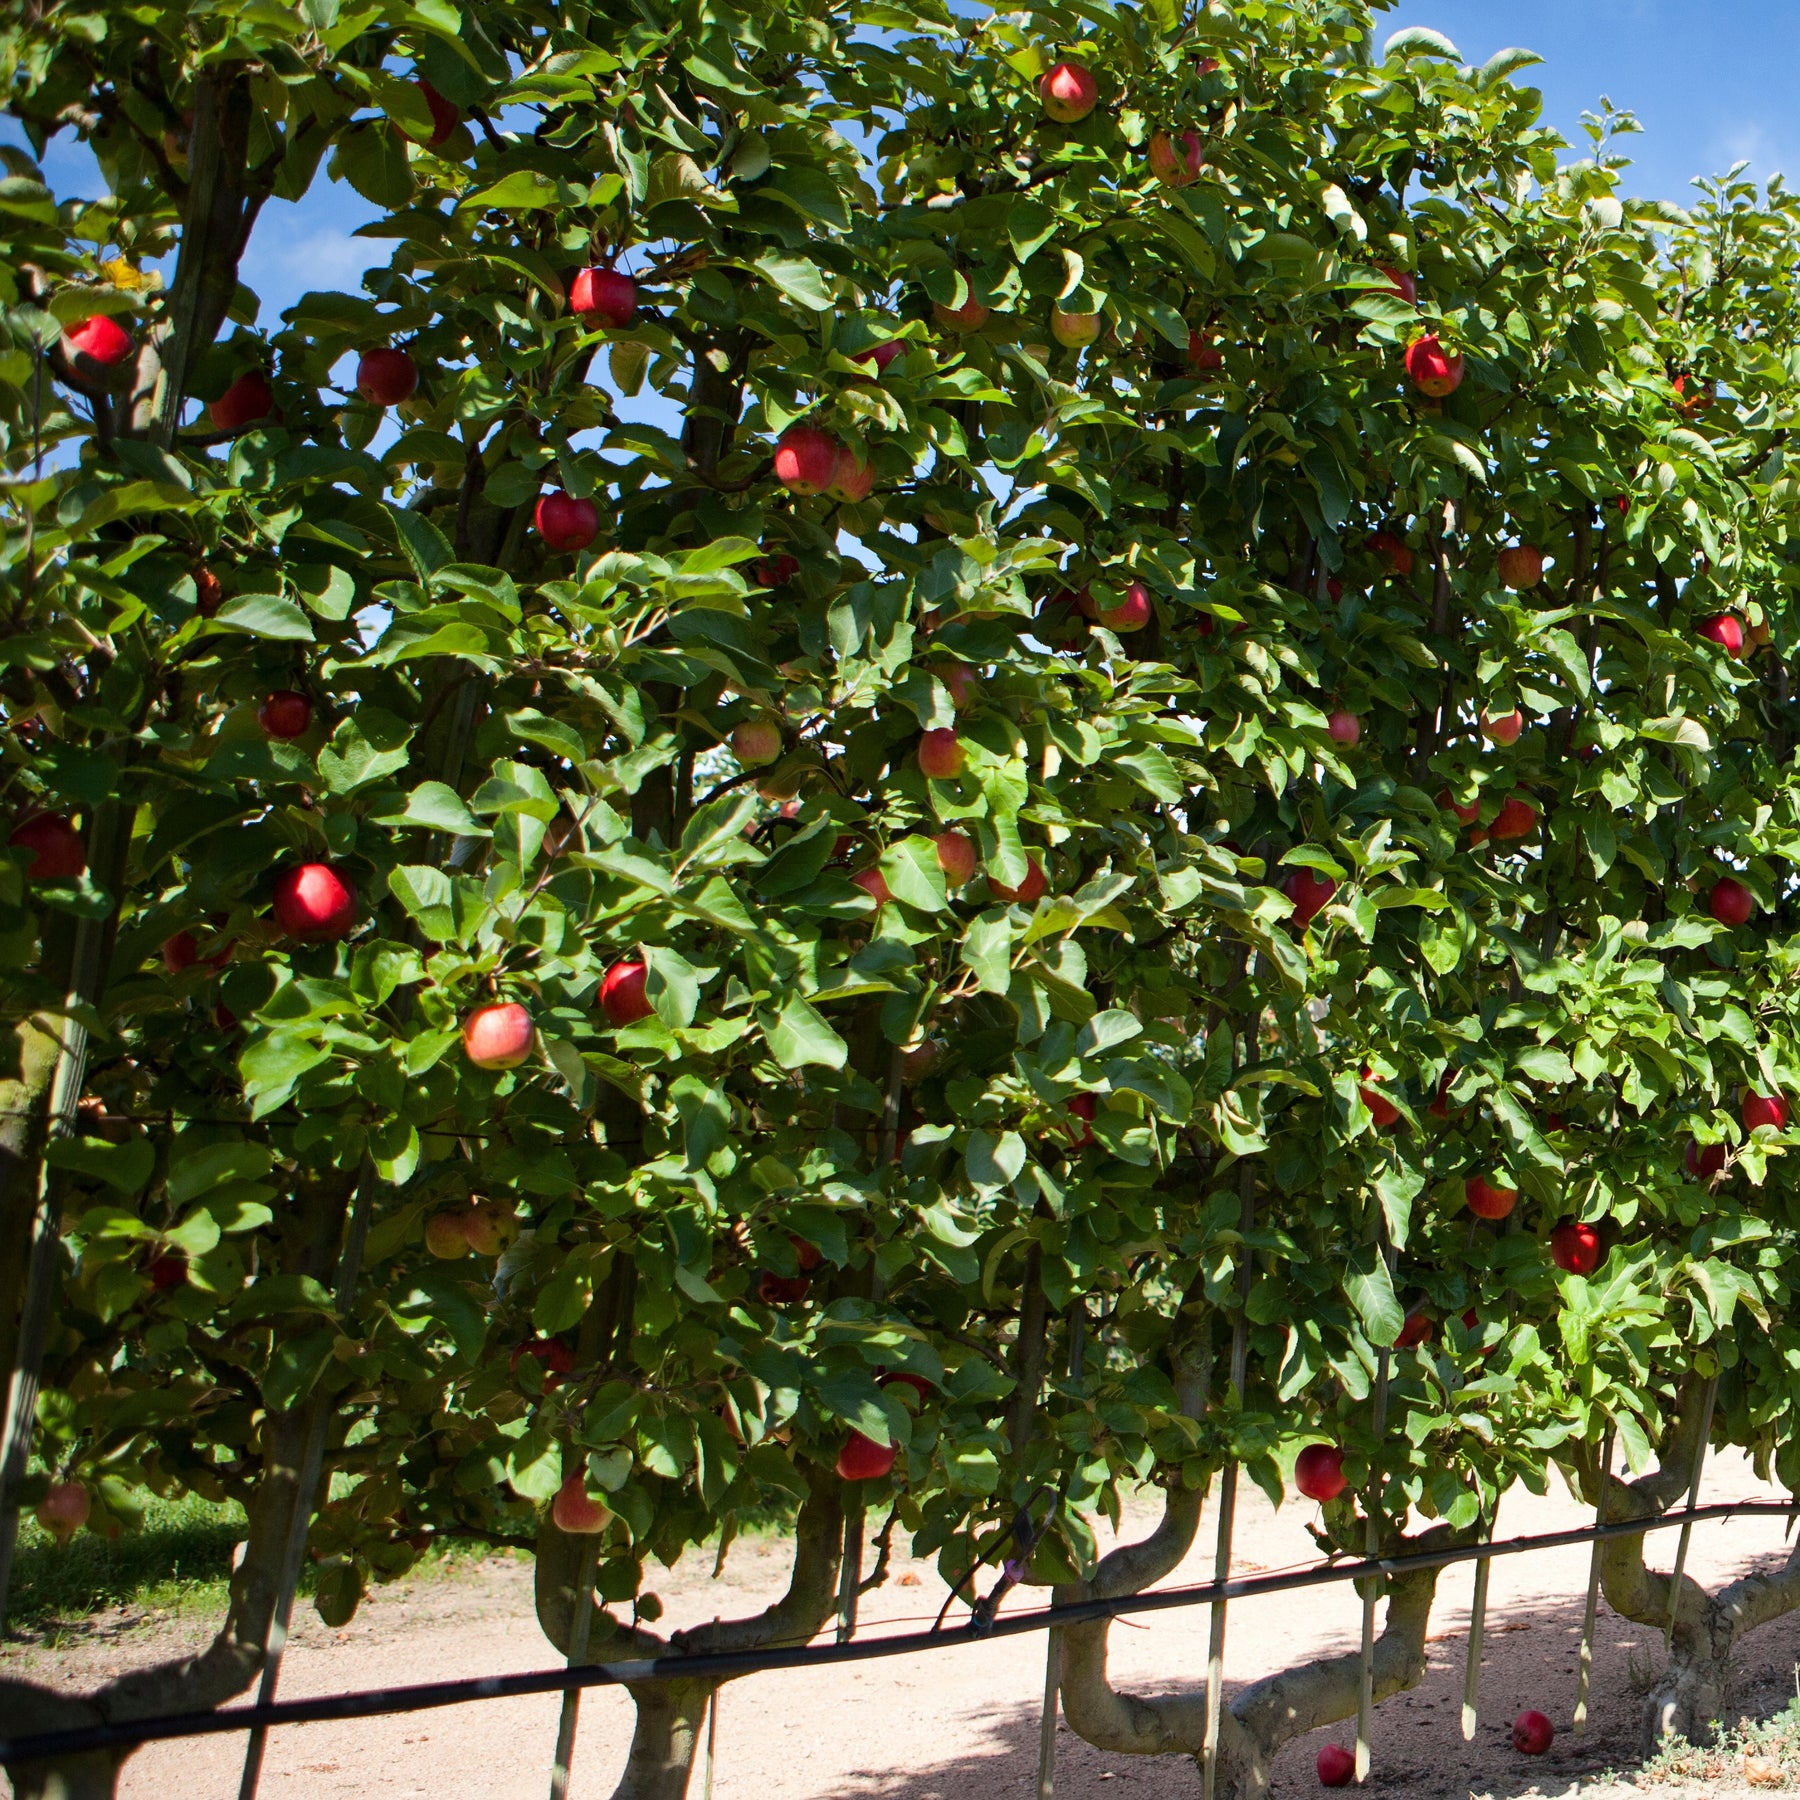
[836,1432,897,1482]
[1697,613,1744,658]
[1511,1710,1553,1755]
[899,1040,940,1082]
[936,830,978,886]
[463,1002,535,1070]
[1743,1089,1789,1133]
[257,690,312,740]
[35,1481,90,1543]
[1709,878,1754,926]
[570,267,638,330]
[757,1270,811,1305]
[535,490,599,553]
[1050,307,1101,349]
[162,932,198,974]
[273,863,355,941]
[1497,544,1544,589]
[210,370,273,432]
[756,550,801,587]
[63,314,133,367]
[464,1202,519,1256]
[827,440,874,503]
[1376,265,1417,305]
[1465,1176,1517,1221]
[1359,1073,1399,1128]
[774,425,841,496]
[1187,332,1225,372]
[1038,61,1098,123]
[512,1337,575,1385]
[1686,1139,1726,1179]
[398,79,460,148]
[148,1252,186,1291]
[1365,531,1414,577]
[1482,708,1524,745]
[933,293,991,333]
[194,567,223,616]
[1326,709,1360,745]
[1066,1093,1098,1148]
[1405,333,1463,397]
[937,663,979,709]
[1672,374,1714,416]
[1294,1443,1346,1502]
[852,866,893,906]
[854,340,903,376]
[355,347,418,407]
[733,720,783,767]
[1396,1307,1435,1348]
[991,857,1047,904]
[1316,1742,1355,1787]
[1490,797,1538,842]
[425,1211,472,1259]
[1439,790,1480,826]
[918,729,965,779]
[551,1474,612,1534]
[10,813,85,882]
[1094,582,1152,633]
[881,1371,932,1401]
[1284,869,1336,928]
[600,958,652,1026]
[1428,1069,1459,1118]
[1148,129,1204,187]
[1550,1220,1603,1275]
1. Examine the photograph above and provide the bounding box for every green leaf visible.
[765,995,847,1070]
[752,254,833,311]
[879,836,949,913]
[389,506,454,579]
[371,781,488,837]
[213,593,314,641]
[1345,1246,1404,1347]
[1076,1009,1142,1057]
[1384,25,1460,59]
[644,944,702,1028]
[46,1136,153,1195]
[962,911,1014,995]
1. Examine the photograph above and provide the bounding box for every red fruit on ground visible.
[1316,1742,1355,1787]
[64,314,133,367]
[773,425,841,496]
[1512,1710,1554,1755]
[1497,544,1544,589]
[1709,878,1755,926]
[1148,129,1204,187]
[355,347,418,407]
[535,490,599,553]
[1482,707,1524,745]
[1698,613,1745,657]
[1550,1220,1603,1275]
[1405,333,1464,397]
[273,863,355,941]
[918,728,965,779]
[1376,265,1417,305]
[1743,1089,1790,1133]
[599,959,653,1026]
[10,813,85,882]
[852,867,894,906]
[836,1432,898,1482]
[936,830,978,886]
[1465,1176,1518,1221]
[569,267,638,330]
[463,1002,535,1070]
[1294,1443,1347,1503]
[1038,61,1098,123]
[1490,797,1538,842]
[991,857,1048,904]
[1284,869,1337,927]
[1326,709,1361,745]
[1686,1139,1727,1179]
[257,690,312,740]
[209,370,273,432]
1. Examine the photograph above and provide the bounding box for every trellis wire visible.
[1574,1425,1616,1737]
[6,1499,1793,1767]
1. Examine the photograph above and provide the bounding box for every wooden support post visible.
[1460,1500,1494,1741]
[700,1618,720,1800]
[1574,1424,1615,1736]
[1664,1377,1718,1651]
[548,1535,600,1800]
[1035,1307,1084,1800]
[837,1500,865,1644]
[1355,1343,1391,1785]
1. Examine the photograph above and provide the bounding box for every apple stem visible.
[1459,1500,1495,1740]
[1663,1377,1718,1652]
[1573,1424,1617,1736]
[548,1531,600,1800]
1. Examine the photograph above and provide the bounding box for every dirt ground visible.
[14,1450,1800,1800]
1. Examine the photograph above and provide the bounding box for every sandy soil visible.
[13,1450,1800,1800]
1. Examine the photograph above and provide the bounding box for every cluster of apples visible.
[1034,58,1207,193]
[773,424,875,503]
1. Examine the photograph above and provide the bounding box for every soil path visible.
[13,1450,1800,1799]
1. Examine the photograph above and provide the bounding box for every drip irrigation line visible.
[6,1497,1795,1767]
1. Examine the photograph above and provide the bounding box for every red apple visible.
[937,663,979,709]
[1465,1176,1517,1221]
[162,932,198,974]
[1405,333,1463,397]
[836,1432,897,1482]
[1316,1742,1355,1787]
[1511,1710,1553,1755]
[551,1474,612,1534]
[1376,265,1417,305]
[1439,791,1480,827]
[1094,582,1152,633]
[464,1202,519,1256]
[570,267,638,330]
[399,79,460,148]
[195,567,224,617]
[774,425,841,496]
[355,347,418,407]
[899,1040,940,1081]
[1490,797,1538,842]
[1326,709,1360,745]
[63,314,133,367]
[933,293,991,333]
[918,729,965,779]
[1359,1073,1400,1128]
[936,830,978,886]
[1065,1093,1098,1148]
[1187,332,1225,372]
[881,1371,932,1401]
[854,340,903,376]
[1481,708,1524,745]
[1743,1089,1789,1133]
[425,1211,472,1259]
[463,1002,535,1070]
[1148,129,1204,188]
[1294,1443,1346,1502]
[148,1252,186,1291]
[1428,1069,1459,1117]
[1672,374,1714,416]
[1550,1220,1603,1275]
[1698,613,1744,658]
[1365,531,1414,577]
[257,690,312,740]
[1686,1139,1726,1179]
[991,857,1047,905]
[210,370,273,432]
[1038,61,1098,123]
[732,720,782,767]
[1284,869,1336,928]
[535,490,599,553]
[1709,878,1754,926]
[273,863,356,941]
[757,1270,811,1304]
[10,813,85,882]
[852,866,893,906]
[1396,1307,1435,1349]
[790,1235,825,1273]
[1497,544,1544,589]
[600,958,653,1026]
[827,440,874,503]
[512,1337,575,1385]
[757,551,801,587]
[34,1481,90,1543]
[1050,307,1101,348]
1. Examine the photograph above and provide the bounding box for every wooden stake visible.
[1035,1309,1084,1800]
[1460,1499,1495,1741]
[1664,1377,1718,1651]
[548,1535,600,1800]
[837,1500,865,1644]
[701,1618,720,1800]
[1355,1344,1392,1784]
[1574,1424,1615,1737]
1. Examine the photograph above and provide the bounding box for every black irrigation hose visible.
[5,1497,1796,1766]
